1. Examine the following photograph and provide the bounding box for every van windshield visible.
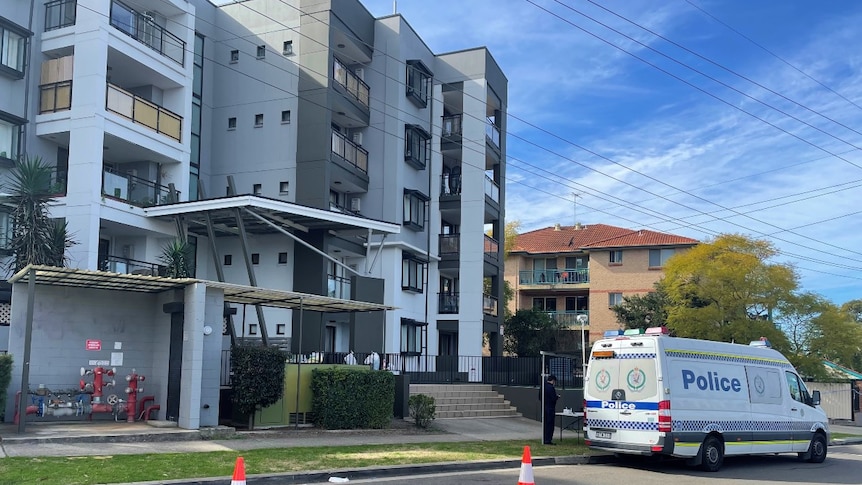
[588,357,658,401]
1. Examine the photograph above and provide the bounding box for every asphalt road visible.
[318,444,862,485]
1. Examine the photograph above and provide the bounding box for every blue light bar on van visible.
[623,329,644,336]
[604,330,624,337]
[645,326,670,335]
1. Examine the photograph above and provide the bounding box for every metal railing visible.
[333,57,369,108]
[484,235,499,260]
[109,1,185,66]
[486,121,501,148]
[438,292,459,314]
[483,293,498,317]
[439,233,459,254]
[106,83,182,142]
[484,174,499,204]
[543,311,590,328]
[45,0,77,31]
[519,268,589,285]
[102,166,178,207]
[101,255,165,276]
[331,130,368,173]
[40,80,72,113]
[440,172,462,196]
[442,114,462,137]
[327,274,351,299]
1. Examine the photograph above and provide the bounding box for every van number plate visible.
[596,431,613,439]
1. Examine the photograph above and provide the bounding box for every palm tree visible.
[4,156,75,273]
[159,238,193,278]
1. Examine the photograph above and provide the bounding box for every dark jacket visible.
[541,380,559,411]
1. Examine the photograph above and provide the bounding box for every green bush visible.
[0,354,11,421]
[230,345,287,428]
[408,394,436,428]
[311,367,394,429]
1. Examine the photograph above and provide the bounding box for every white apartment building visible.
[0,0,507,367]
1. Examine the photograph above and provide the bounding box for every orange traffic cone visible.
[517,445,535,485]
[231,456,247,485]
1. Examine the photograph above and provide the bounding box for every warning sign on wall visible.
[86,339,101,351]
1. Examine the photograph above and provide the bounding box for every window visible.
[0,21,28,77]
[404,124,430,169]
[609,250,623,264]
[402,253,426,293]
[228,117,236,129]
[406,59,432,108]
[400,318,426,354]
[649,248,676,268]
[786,372,803,403]
[403,190,428,230]
[276,323,286,335]
[230,49,239,62]
[281,110,291,124]
[224,254,232,266]
[279,181,289,195]
[252,183,262,195]
[278,252,288,264]
[254,114,263,127]
[282,40,293,55]
[251,253,260,265]
[609,292,623,307]
[248,324,258,335]
[532,297,557,312]
[256,44,265,58]
[0,114,24,161]
[0,210,12,251]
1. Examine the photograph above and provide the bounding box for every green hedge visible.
[0,354,12,421]
[311,367,394,429]
[230,345,287,423]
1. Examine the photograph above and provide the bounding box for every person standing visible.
[542,374,560,445]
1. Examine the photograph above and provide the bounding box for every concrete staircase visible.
[409,384,521,419]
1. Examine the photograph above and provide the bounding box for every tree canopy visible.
[503,308,563,357]
[611,283,669,330]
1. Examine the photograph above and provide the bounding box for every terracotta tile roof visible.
[510,224,698,254]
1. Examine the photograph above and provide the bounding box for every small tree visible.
[230,345,287,429]
[503,308,563,356]
[159,239,193,278]
[612,284,669,330]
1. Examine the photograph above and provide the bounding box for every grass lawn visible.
[0,439,589,485]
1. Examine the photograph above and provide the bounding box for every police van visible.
[583,327,829,471]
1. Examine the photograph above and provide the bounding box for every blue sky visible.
[360,0,862,306]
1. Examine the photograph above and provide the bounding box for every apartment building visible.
[1,0,506,361]
[504,223,698,350]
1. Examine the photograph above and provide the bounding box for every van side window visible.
[785,372,803,403]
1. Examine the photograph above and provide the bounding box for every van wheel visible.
[700,436,724,472]
[807,434,827,463]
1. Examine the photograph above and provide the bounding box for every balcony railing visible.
[441,170,462,196]
[101,255,166,276]
[333,57,369,108]
[543,311,590,328]
[484,174,499,204]
[109,1,185,66]
[331,130,368,173]
[40,80,72,114]
[439,233,459,255]
[442,114,462,137]
[486,120,501,149]
[45,0,77,31]
[484,235,499,260]
[106,83,182,142]
[483,294,498,317]
[103,166,178,207]
[438,292,459,314]
[519,268,589,285]
[328,274,351,299]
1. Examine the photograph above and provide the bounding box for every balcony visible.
[439,233,459,255]
[519,268,589,286]
[101,255,165,276]
[106,83,182,142]
[484,175,499,204]
[484,235,498,260]
[442,114,462,137]
[40,81,72,114]
[486,120,500,149]
[45,0,77,31]
[440,169,462,196]
[438,292,459,314]
[109,0,185,66]
[333,57,369,109]
[543,311,590,328]
[102,166,178,207]
[483,294,498,317]
[331,130,368,173]
[328,274,351,299]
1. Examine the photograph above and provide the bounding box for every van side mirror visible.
[812,390,821,406]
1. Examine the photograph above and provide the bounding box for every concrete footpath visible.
[1,418,861,484]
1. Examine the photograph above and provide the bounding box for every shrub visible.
[0,354,11,421]
[408,394,436,428]
[230,345,287,429]
[311,367,394,429]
